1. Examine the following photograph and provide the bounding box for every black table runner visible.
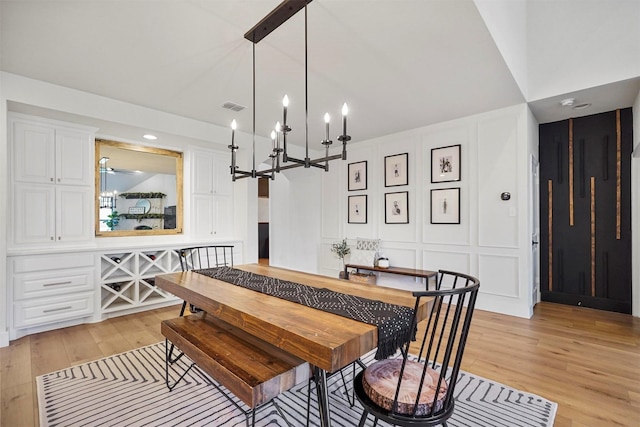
[194,267,416,360]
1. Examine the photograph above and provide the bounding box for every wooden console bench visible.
[344,263,437,289]
[161,312,310,424]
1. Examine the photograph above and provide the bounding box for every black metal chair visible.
[167,245,234,362]
[176,245,234,315]
[354,270,480,427]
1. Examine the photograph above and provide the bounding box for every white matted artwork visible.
[348,161,367,191]
[385,191,409,224]
[348,195,367,224]
[431,144,461,183]
[384,153,408,187]
[430,188,460,224]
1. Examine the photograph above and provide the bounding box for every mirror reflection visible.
[95,140,183,236]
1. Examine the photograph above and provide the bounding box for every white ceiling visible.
[1,0,638,145]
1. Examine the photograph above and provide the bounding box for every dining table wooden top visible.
[155,264,430,373]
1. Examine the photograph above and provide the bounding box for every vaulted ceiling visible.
[1,0,638,145]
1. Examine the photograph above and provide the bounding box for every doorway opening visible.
[258,177,270,265]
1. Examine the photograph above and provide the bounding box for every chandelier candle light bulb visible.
[228,119,238,176]
[342,103,348,136]
[324,113,330,142]
[231,119,236,142]
[275,121,282,150]
[282,95,289,124]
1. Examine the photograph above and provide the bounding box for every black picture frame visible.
[430,188,460,224]
[384,153,408,187]
[431,144,461,183]
[348,195,367,224]
[385,191,409,224]
[348,161,367,191]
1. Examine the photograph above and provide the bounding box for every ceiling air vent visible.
[222,102,246,112]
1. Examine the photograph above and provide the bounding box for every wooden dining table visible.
[155,264,431,427]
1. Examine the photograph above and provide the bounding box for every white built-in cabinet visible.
[99,248,182,314]
[191,150,234,238]
[8,252,96,340]
[4,113,246,343]
[9,114,95,245]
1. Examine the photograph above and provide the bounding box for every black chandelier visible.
[228,0,351,181]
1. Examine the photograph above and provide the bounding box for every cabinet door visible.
[14,184,56,244]
[56,128,93,186]
[192,151,214,195]
[215,195,234,238]
[12,121,56,184]
[213,153,233,196]
[192,194,215,236]
[56,186,93,242]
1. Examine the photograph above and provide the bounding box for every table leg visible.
[313,366,332,427]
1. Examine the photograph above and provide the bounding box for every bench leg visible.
[166,302,189,364]
[164,338,196,391]
[163,340,296,427]
[196,366,296,427]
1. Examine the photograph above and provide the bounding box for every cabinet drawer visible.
[14,292,94,328]
[13,269,94,300]
[13,253,94,273]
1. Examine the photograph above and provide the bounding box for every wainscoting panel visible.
[422,250,470,276]
[478,254,519,298]
[318,243,343,274]
[477,114,519,249]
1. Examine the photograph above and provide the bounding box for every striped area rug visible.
[37,342,557,427]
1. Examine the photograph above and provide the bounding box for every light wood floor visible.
[1,301,639,426]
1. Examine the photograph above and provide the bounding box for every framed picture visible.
[385,153,408,187]
[430,188,460,224]
[431,144,461,183]
[348,161,367,191]
[348,195,367,224]
[385,191,409,224]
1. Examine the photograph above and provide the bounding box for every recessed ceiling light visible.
[560,98,575,107]
[143,134,157,140]
[572,103,592,110]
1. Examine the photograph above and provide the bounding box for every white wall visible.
[316,104,536,318]
[474,0,528,99]
[269,166,323,274]
[0,73,8,346]
[527,1,640,101]
[632,88,640,317]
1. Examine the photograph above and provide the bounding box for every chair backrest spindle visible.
[177,245,234,272]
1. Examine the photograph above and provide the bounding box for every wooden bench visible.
[344,263,437,289]
[161,312,310,421]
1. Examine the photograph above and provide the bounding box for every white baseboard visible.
[0,330,9,348]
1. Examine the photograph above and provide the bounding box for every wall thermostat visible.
[500,192,511,201]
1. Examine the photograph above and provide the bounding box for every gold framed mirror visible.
[95,139,183,237]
